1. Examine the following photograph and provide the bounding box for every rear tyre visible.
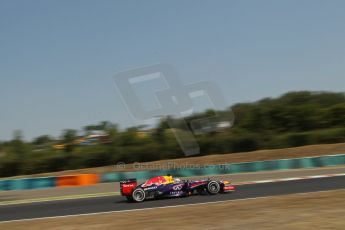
[132,188,146,202]
[207,181,220,195]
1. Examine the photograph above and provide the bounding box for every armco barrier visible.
[78,174,99,185]
[0,177,56,191]
[1,154,345,190]
[56,175,80,187]
[0,180,10,191]
[0,174,99,191]
[100,154,345,182]
[29,177,56,189]
[56,174,99,187]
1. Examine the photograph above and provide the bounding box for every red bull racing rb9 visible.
[120,175,236,202]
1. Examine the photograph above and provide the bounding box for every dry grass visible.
[7,142,345,179]
[2,189,345,230]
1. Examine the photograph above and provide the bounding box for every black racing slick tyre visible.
[132,188,146,202]
[207,181,220,195]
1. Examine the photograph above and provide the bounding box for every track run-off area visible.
[0,174,344,222]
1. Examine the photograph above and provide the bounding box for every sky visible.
[0,0,345,140]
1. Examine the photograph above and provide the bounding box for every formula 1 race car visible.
[120,175,235,202]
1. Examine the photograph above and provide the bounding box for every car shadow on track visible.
[113,193,213,204]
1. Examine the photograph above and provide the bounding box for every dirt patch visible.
[5,142,345,179]
[2,189,345,230]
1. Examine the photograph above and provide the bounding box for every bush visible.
[0,157,22,177]
[310,128,345,144]
[230,136,259,152]
[284,133,312,147]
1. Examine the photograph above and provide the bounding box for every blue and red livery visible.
[120,175,235,202]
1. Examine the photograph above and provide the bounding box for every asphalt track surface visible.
[1,175,345,222]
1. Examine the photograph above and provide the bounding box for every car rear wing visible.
[120,178,137,196]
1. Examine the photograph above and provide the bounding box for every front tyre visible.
[207,181,220,195]
[132,188,146,202]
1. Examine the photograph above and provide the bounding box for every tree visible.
[325,103,345,127]
[61,129,78,152]
[10,130,28,157]
[13,130,23,141]
[32,135,53,146]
